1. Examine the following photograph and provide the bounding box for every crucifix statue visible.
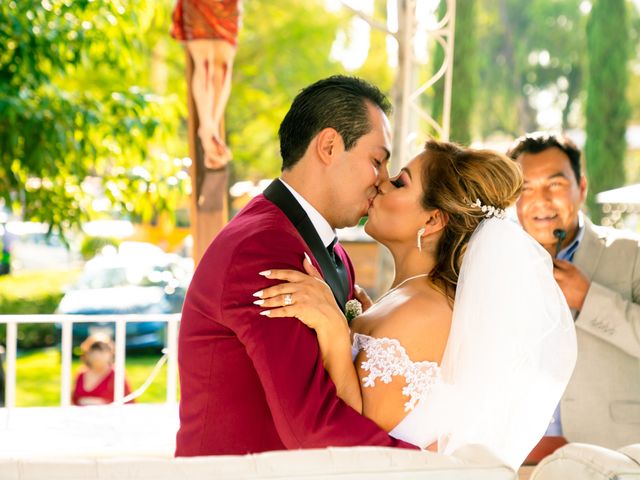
[171,0,242,262]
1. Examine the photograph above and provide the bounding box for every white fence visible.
[0,314,180,408]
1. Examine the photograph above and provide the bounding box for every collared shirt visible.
[279,179,336,248]
[556,212,585,262]
[545,212,585,436]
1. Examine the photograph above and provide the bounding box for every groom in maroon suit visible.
[176,76,417,455]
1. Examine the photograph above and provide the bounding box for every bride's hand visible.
[253,254,349,336]
[256,255,362,413]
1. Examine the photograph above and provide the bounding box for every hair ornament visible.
[470,198,507,220]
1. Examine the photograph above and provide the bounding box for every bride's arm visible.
[312,313,362,413]
[254,258,363,413]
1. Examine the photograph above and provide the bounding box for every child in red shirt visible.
[72,333,134,405]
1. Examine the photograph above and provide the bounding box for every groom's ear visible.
[423,209,448,236]
[315,128,343,165]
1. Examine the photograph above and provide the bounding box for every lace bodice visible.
[352,333,441,412]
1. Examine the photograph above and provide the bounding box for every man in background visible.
[508,132,640,461]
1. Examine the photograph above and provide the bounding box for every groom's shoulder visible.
[208,194,300,254]
[229,194,295,235]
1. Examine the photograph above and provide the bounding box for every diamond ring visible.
[283,294,293,306]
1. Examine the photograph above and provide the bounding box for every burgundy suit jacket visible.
[175,180,417,456]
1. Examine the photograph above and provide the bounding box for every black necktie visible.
[327,237,349,299]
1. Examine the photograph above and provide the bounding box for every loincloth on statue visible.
[171,0,241,46]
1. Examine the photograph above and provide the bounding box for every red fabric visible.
[523,436,568,465]
[175,194,417,456]
[72,369,133,406]
[171,0,241,45]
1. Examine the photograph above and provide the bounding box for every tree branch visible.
[339,1,395,37]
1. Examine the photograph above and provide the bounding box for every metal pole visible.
[166,318,179,404]
[114,318,126,402]
[376,0,456,295]
[441,0,456,141]
[60,320,72,406]
[5,322,17,408]
[395,0,415,173]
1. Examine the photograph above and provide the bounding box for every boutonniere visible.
[345,299,362,322]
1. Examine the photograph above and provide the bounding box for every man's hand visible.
[553,259,591,311]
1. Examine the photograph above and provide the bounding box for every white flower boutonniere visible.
[345,299,363,322]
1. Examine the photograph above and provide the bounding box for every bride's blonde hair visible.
[420,139,523,301]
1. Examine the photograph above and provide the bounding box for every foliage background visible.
[2,0,640,232]
[0,0,188,235]
[585,0,630,220]
[225,0,348,180]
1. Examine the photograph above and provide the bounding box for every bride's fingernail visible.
[303,252,311,264]
[260,310,271,317]
[259,270,271,277]
[253,290,263,298]
[253,299,264,306]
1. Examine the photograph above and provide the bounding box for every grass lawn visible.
[0,269,81,300]
[14,347,177,406]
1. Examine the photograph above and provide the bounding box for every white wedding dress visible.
[351,218,577,470]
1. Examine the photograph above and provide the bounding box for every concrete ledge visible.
[0,446,516,480]
[0,405,516,479]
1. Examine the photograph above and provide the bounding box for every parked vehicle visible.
[56,242,193,349]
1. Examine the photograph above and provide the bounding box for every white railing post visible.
[60,320,73,406]
[114,318,126,402]
[5,321,17,408]
[166,317,179,404]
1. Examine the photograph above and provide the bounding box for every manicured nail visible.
[260,310,270,317]
[253,290,263,298]
[253,299,264,306]
[259,270,271,277]
[303,252,311,264]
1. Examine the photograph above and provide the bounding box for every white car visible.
[56,243,193,349]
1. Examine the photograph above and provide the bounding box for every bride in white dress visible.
[256,139,577,470]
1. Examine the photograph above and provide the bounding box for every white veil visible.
[390,218,577,470]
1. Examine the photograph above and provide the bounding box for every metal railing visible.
[0,314,180,408]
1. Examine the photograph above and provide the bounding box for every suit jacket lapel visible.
[574,217,605,281]
[263,179,348,309]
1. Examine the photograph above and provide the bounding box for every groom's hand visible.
[354,284,373,311]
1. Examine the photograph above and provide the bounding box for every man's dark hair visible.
[278,75,392,170]
[506,132,582,183]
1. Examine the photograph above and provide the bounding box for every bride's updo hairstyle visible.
[420,139,523,300]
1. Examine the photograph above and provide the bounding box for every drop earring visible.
[417,227,426,252]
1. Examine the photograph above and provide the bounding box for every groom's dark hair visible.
[278,75,392,170]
